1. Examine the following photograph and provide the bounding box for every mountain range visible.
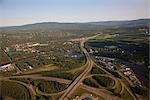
[0,19,149,33]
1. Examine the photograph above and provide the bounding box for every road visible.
[60,38,94,100]
[95,58,138,100]
[1,74,115,99]
[0,74,72,84]
[81,84,118,100]
[60,33,137,100]
[60,34,118,100]
[1,48,22,73]
[95,61,138,100]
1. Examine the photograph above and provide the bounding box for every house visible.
[124,71,132,76]
[125,68,131,71]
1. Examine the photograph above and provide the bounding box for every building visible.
[0,64,15,72]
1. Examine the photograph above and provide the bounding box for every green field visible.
[91,66,106,74]
[35,80,68,94]
[92,75,115,88]
[83,78,99,88]
[0,81,31,100]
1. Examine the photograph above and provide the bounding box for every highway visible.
[0,75,72,84]
[60,39,94,100]
[81,84,118,100]
[60,34,137,100]
[0,74,114,98]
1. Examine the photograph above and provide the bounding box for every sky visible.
[0,0,149,26]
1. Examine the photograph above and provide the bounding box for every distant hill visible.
[88,19,149,27]
[0,19,149,33]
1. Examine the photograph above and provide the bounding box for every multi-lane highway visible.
[60,38,94,100]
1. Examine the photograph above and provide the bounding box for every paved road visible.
[81,84,118,100]
[95,61,137,100]
[1,74,116,98]
[0,75,72,98]
[1,73,117,99]
[0,74,72,84]
[1,48,22,73]
[60,39,94,100]
[77,93,98,100]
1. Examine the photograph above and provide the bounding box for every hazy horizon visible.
[0,0,149,26]
[0,18,149,28]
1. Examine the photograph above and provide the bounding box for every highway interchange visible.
[0,34,138,100]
